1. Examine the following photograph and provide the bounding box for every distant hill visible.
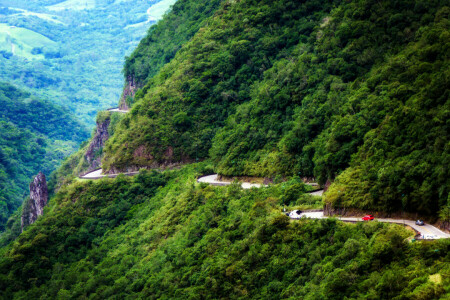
[0,0,175,127]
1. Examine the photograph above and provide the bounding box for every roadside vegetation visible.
[0,164,449,299]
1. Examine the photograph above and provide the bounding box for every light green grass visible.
[147,0,177,21]
[46,0,95,11]
[10,8,65,24]
[0,23,57,59]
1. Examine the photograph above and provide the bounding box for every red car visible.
[362,214,374,221]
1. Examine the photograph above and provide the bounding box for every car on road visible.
[288,210,302,219]
[362,214,374,221]
[415,220,425,226]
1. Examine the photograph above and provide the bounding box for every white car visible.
[288,210,302,219]
[422,234,438,240]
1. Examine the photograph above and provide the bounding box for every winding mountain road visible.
[81,170,448,240]
[288,210,450,240]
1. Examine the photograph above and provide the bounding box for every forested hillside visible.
[1,0,449,299]
[124,0,223,89]
[0,0,174,126]
[0,82,88,232]
[1,165,449,299]
[102,0,449,217]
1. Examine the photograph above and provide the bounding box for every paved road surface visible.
[80,169,139,179]
[198,174,325,193]
[289,211,450,240]
[107,108,129,113]
[308,189,324,196]
[197,174,264,189]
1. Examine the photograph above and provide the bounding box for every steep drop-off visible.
[1,165,449,299]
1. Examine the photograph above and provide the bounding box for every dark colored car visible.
[415,220,424,226]
[362,214,374,221]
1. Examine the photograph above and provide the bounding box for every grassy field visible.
[11,8,65,25]
[46,0,96,11]
[0,23,57,59]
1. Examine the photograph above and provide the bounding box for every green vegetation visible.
[0,23,58,60]
[104,0,338,170]
[0,82,88,232]
[0,83,87,232]
[46,0,96,11]
[124,0,222,88]
[47,110,127,194]
[146,0,179,21]
[0,0,173,127]
[0,1,449,298]
[0,165,449,299]
[103,0,449,217]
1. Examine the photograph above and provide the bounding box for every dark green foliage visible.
[0,165,448,299]
[0,82,88,143]
[0,83,88,232]
[103,0,338,171]
[124,0,223,87]
[0,169,166,295]
[324,8,450,215]
[102,0,449,217]
[208,0,449,216]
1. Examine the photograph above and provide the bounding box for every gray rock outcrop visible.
[21,172,48,231]
[119,75,140,110]
[85,115,111,171]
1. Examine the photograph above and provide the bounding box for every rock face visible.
[119,75,140,110]
[85,116,111,170]
[21,172,48,231]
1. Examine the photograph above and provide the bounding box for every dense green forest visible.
[102,0,449,217]
[124,0,222,88]
[0,0,173,127]
[1,165,448,299]
[0,82,88,232]
[0,0,449,298]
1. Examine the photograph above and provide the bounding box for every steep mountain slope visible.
[122,0,223,107]
[0,82,88,231]
[103,0,338,171]
[103,0,449,217]
[1,165,449,299]
[1,0,449,298]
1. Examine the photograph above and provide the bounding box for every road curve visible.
[197,174,264,189]
[79,168,139,179]
[288,210,450,240]
[107,108,129,113]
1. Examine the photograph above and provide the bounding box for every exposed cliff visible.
[0,82,88,230]
[118,75,139,110]
[85,113,111,171]
[21,172,48,231]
